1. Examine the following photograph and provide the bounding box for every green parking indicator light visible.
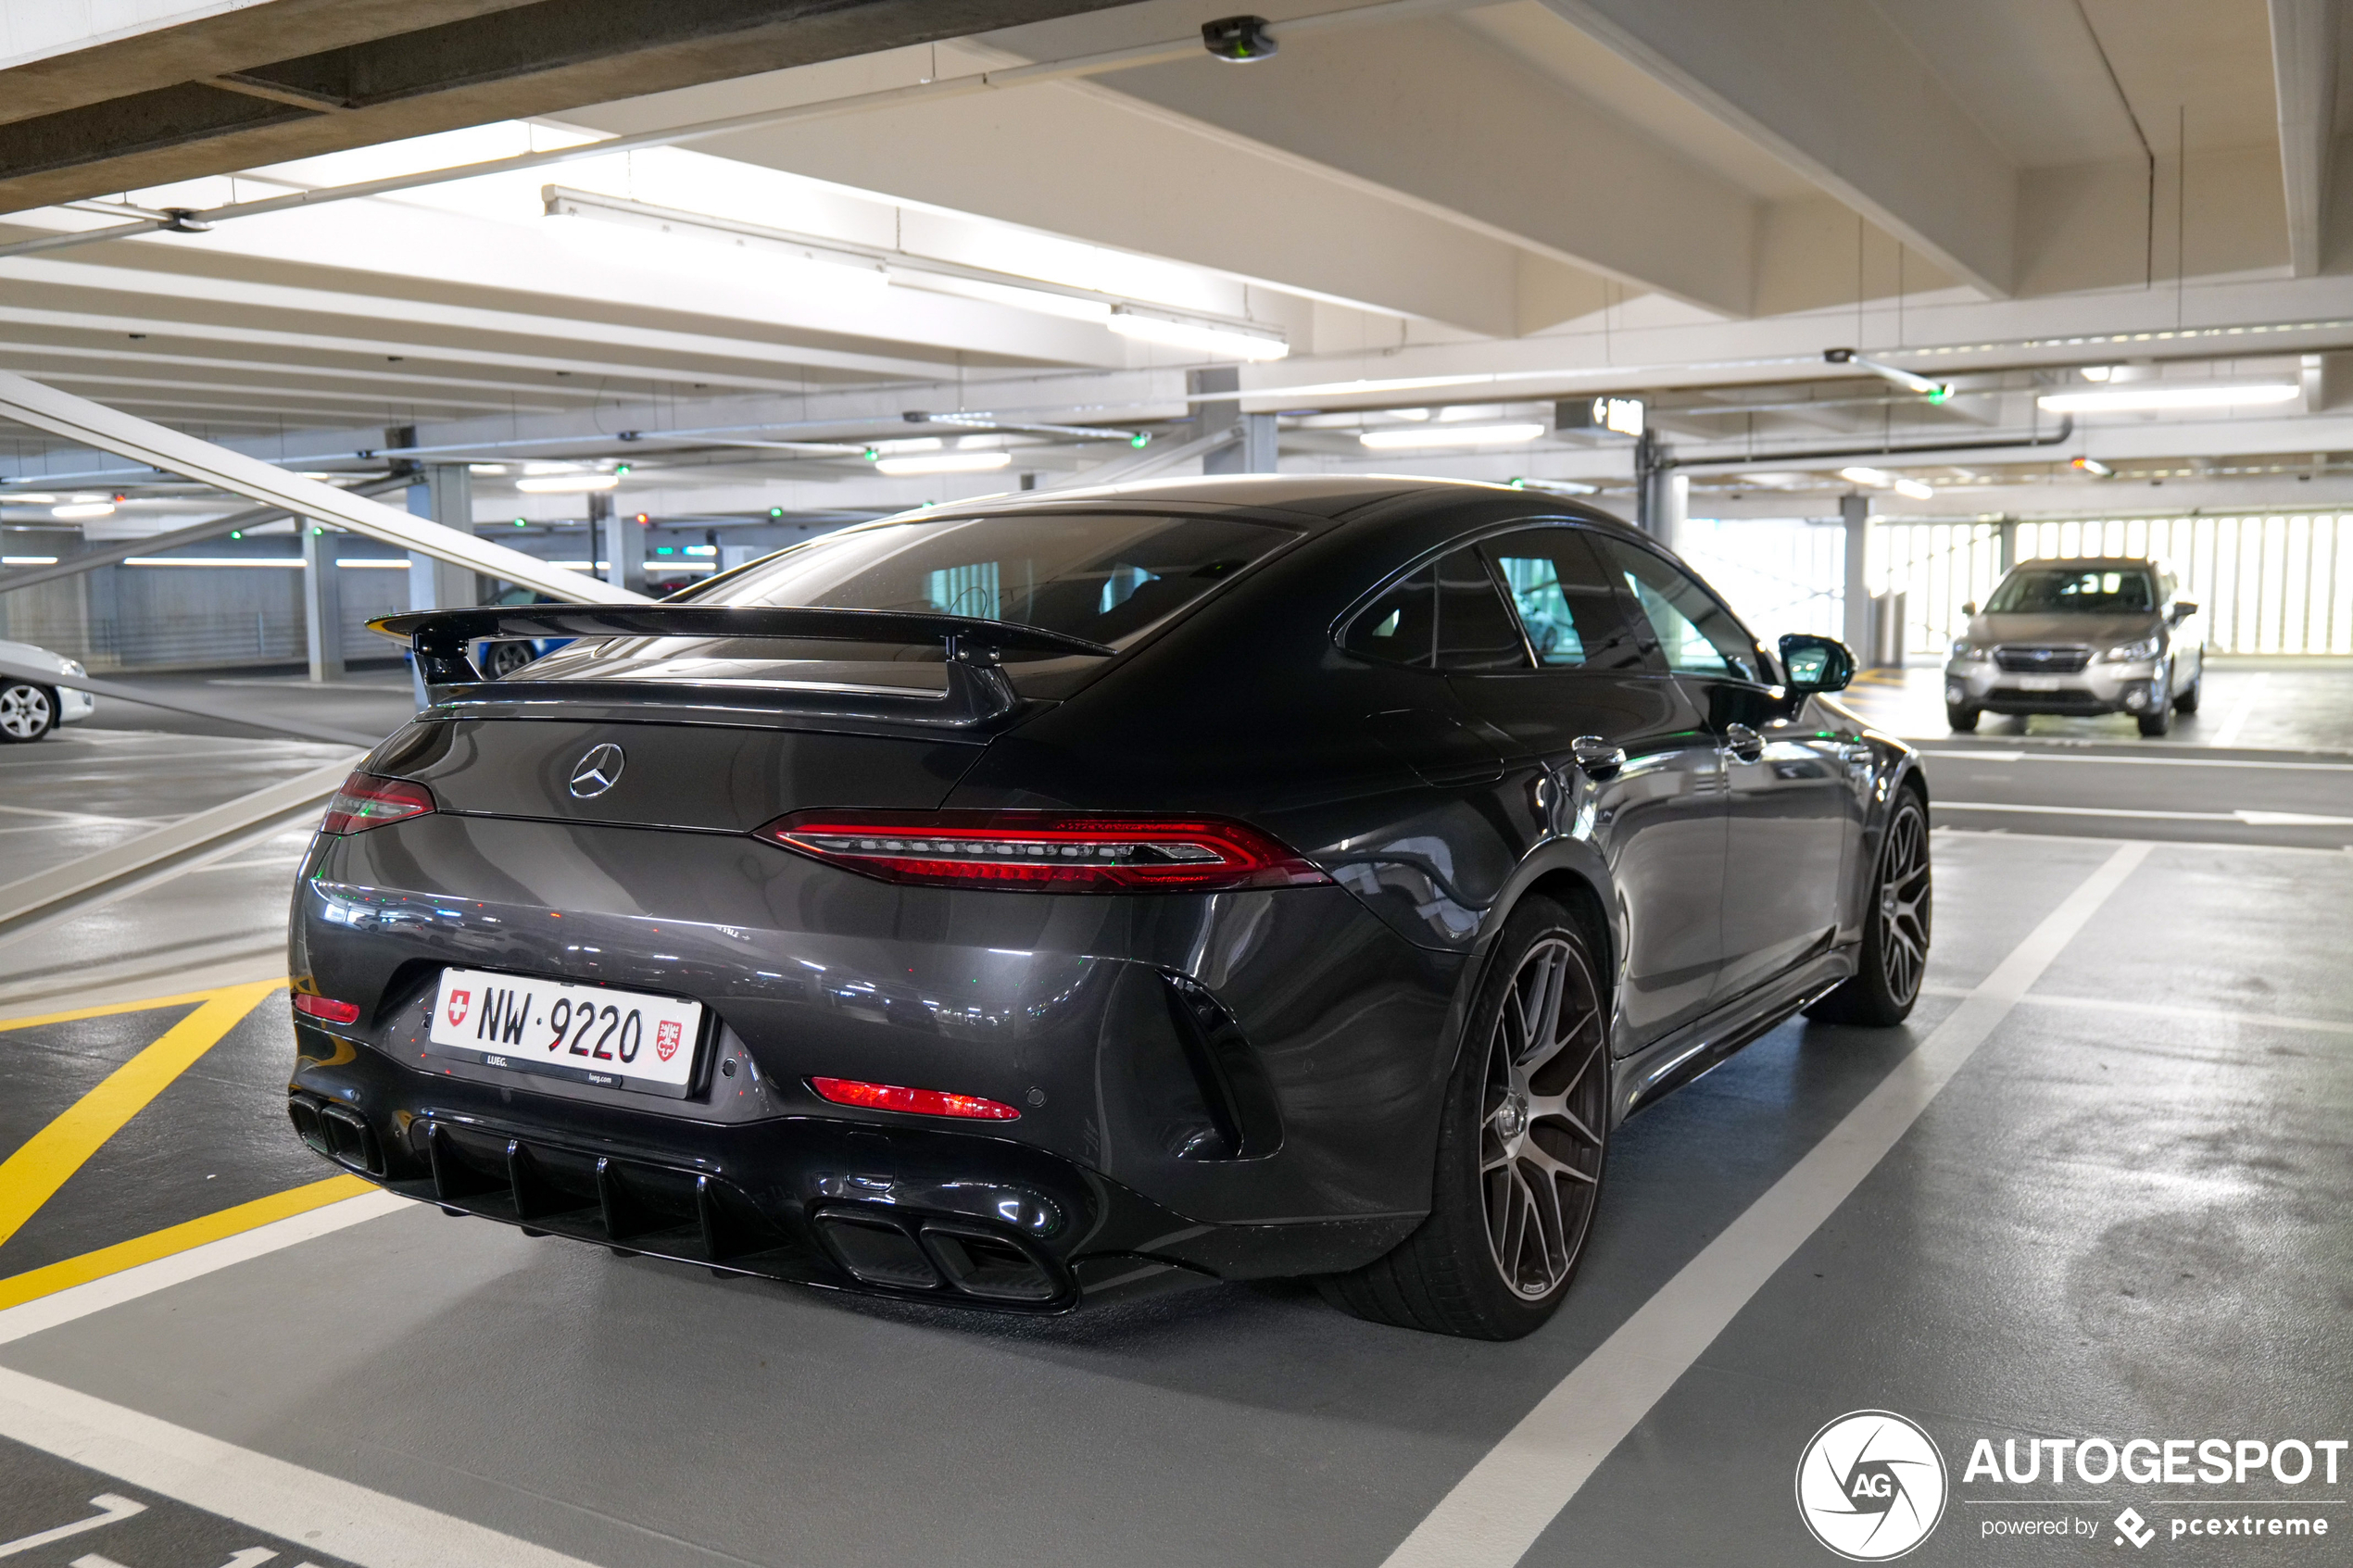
[1129,432,1151,448]
[513,517,528,526]
[768,507,785,519]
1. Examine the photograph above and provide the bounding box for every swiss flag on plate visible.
[656,1020,682,1061]
[447,989,471,1027]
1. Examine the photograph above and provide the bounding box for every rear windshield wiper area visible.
[370,606,1113,729]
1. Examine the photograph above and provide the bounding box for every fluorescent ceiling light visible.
[469,463,510,475]
[515,472,621,494]
[893,272,1114,322]
[1892,479,1934,499]
[122,555,298,567]
[865,437,943,456]
[1360,422,1546,450]
[1839,466,1894,487]
[2037,383,2299,413]
[874,451,1013,477]
[69,494,106,504]
[1,555,59,565]
[2071,456,2115,476]
[52,501,115,519]
[1108,307,1289,361]
[2080,366,2115,383]
[3,493,58,504]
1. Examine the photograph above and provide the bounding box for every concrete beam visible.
[1540,0,2018,298]
[2269,0,2342,276]
[0,369,644,604]
[0,0,1135,213]
[1087,17,1759,316]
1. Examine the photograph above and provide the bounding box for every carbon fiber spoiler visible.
[367,606,1114,727]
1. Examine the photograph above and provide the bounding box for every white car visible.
[0,637,96,742]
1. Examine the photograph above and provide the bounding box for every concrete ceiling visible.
[6,0,2353,528]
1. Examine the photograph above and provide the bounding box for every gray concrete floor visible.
[1,669,2348,1567]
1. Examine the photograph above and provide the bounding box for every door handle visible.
[1569,734,1626,780]
[1723,722,1764,763]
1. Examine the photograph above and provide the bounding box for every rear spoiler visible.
[367,606,1113,726]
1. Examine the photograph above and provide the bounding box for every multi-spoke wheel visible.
[1479,935,1608,1300]
[1320,897,1610,1338]
[1806,790,1931,1026]
[0,682,56,743]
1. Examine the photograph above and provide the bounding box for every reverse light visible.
[755,810,1331,893]
[811,1076,1020,1121]
[294,994,362,1025]
[321,772,435,834]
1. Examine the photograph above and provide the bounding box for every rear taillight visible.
[294,994,361,1024]
[753,810,1329,893]
[321,772,434,834]
[811,1076,1021,1122]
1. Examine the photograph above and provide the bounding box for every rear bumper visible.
[287,811,1458,1303]
[289,1028,1419,1310]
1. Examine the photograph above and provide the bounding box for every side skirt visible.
[1607,948,1855,1123]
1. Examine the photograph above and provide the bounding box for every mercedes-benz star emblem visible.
[569,743,625,798]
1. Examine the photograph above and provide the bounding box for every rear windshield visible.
[1985,567,2155,614]
[679,510,1291,645]
[517,509,1295,694]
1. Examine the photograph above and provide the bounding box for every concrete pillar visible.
[1633,434,1681,548]
[1997,515,2019,574]
[301,523,344,683]
[1841,492,1872,653]
[1234,412,1278,473]
[405,463,478,611]
[593,492,645,595]
[1191,367,1244,473]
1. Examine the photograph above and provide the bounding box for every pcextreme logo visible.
[1796,1411,1950,1561]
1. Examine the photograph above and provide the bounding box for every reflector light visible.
[811,1075,1021,1121]
[294,994,362,1024]
[754,810,1330,893]
[321,772,436,834]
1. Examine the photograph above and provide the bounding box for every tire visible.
[1945,704,1979,733]
[485,640,536,678]
[2174,666,2201,715]
[0,681,56,743]
[1320,897,1609,1339]
[1806,790,1931,1027]
[2136,698,2171,738]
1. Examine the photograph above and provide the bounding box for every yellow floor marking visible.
[0,987,234,1033]
[0,1173,371,1312]
[0,979,283,1249]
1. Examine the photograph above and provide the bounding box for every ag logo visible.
[1795,1411,1947,1561]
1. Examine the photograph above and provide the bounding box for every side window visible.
[1481,527,1645,671]
[1433,547,1529,671]
[1592,537,1762,683]
[1344,566,1436,667]
[1342,547,1531,671]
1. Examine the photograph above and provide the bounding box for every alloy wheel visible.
[1480,935,1608,1300]
[1875,805,1931,1005]
[0,683,52,740]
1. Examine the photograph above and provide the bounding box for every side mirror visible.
[2170,600,2197,624]
[1960,600,1978,617]
[1779,633,1855,696]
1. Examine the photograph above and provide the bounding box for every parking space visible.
[1,725,2347,1566]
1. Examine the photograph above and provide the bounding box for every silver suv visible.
[1944,558,2204,737]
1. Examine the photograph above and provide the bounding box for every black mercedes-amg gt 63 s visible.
[286,476,1929,1340]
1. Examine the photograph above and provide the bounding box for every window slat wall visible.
[1680,515,2353,659]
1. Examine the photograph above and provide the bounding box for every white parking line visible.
[1935,801,2353,826]
[1378,841,2151,1568]
[1919,749,2353,771]
[2212,671,2271,747]
[0,1191,602,1568]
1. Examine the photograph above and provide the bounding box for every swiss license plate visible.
[2016,675,2066,691]
[427,967,705,1096]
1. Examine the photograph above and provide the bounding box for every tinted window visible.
[1482,527,1645,670]
[1344,546,1532,671]
[680,511,1293,647]
[1593,537,1761,682]
[1985,567,2156,614]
